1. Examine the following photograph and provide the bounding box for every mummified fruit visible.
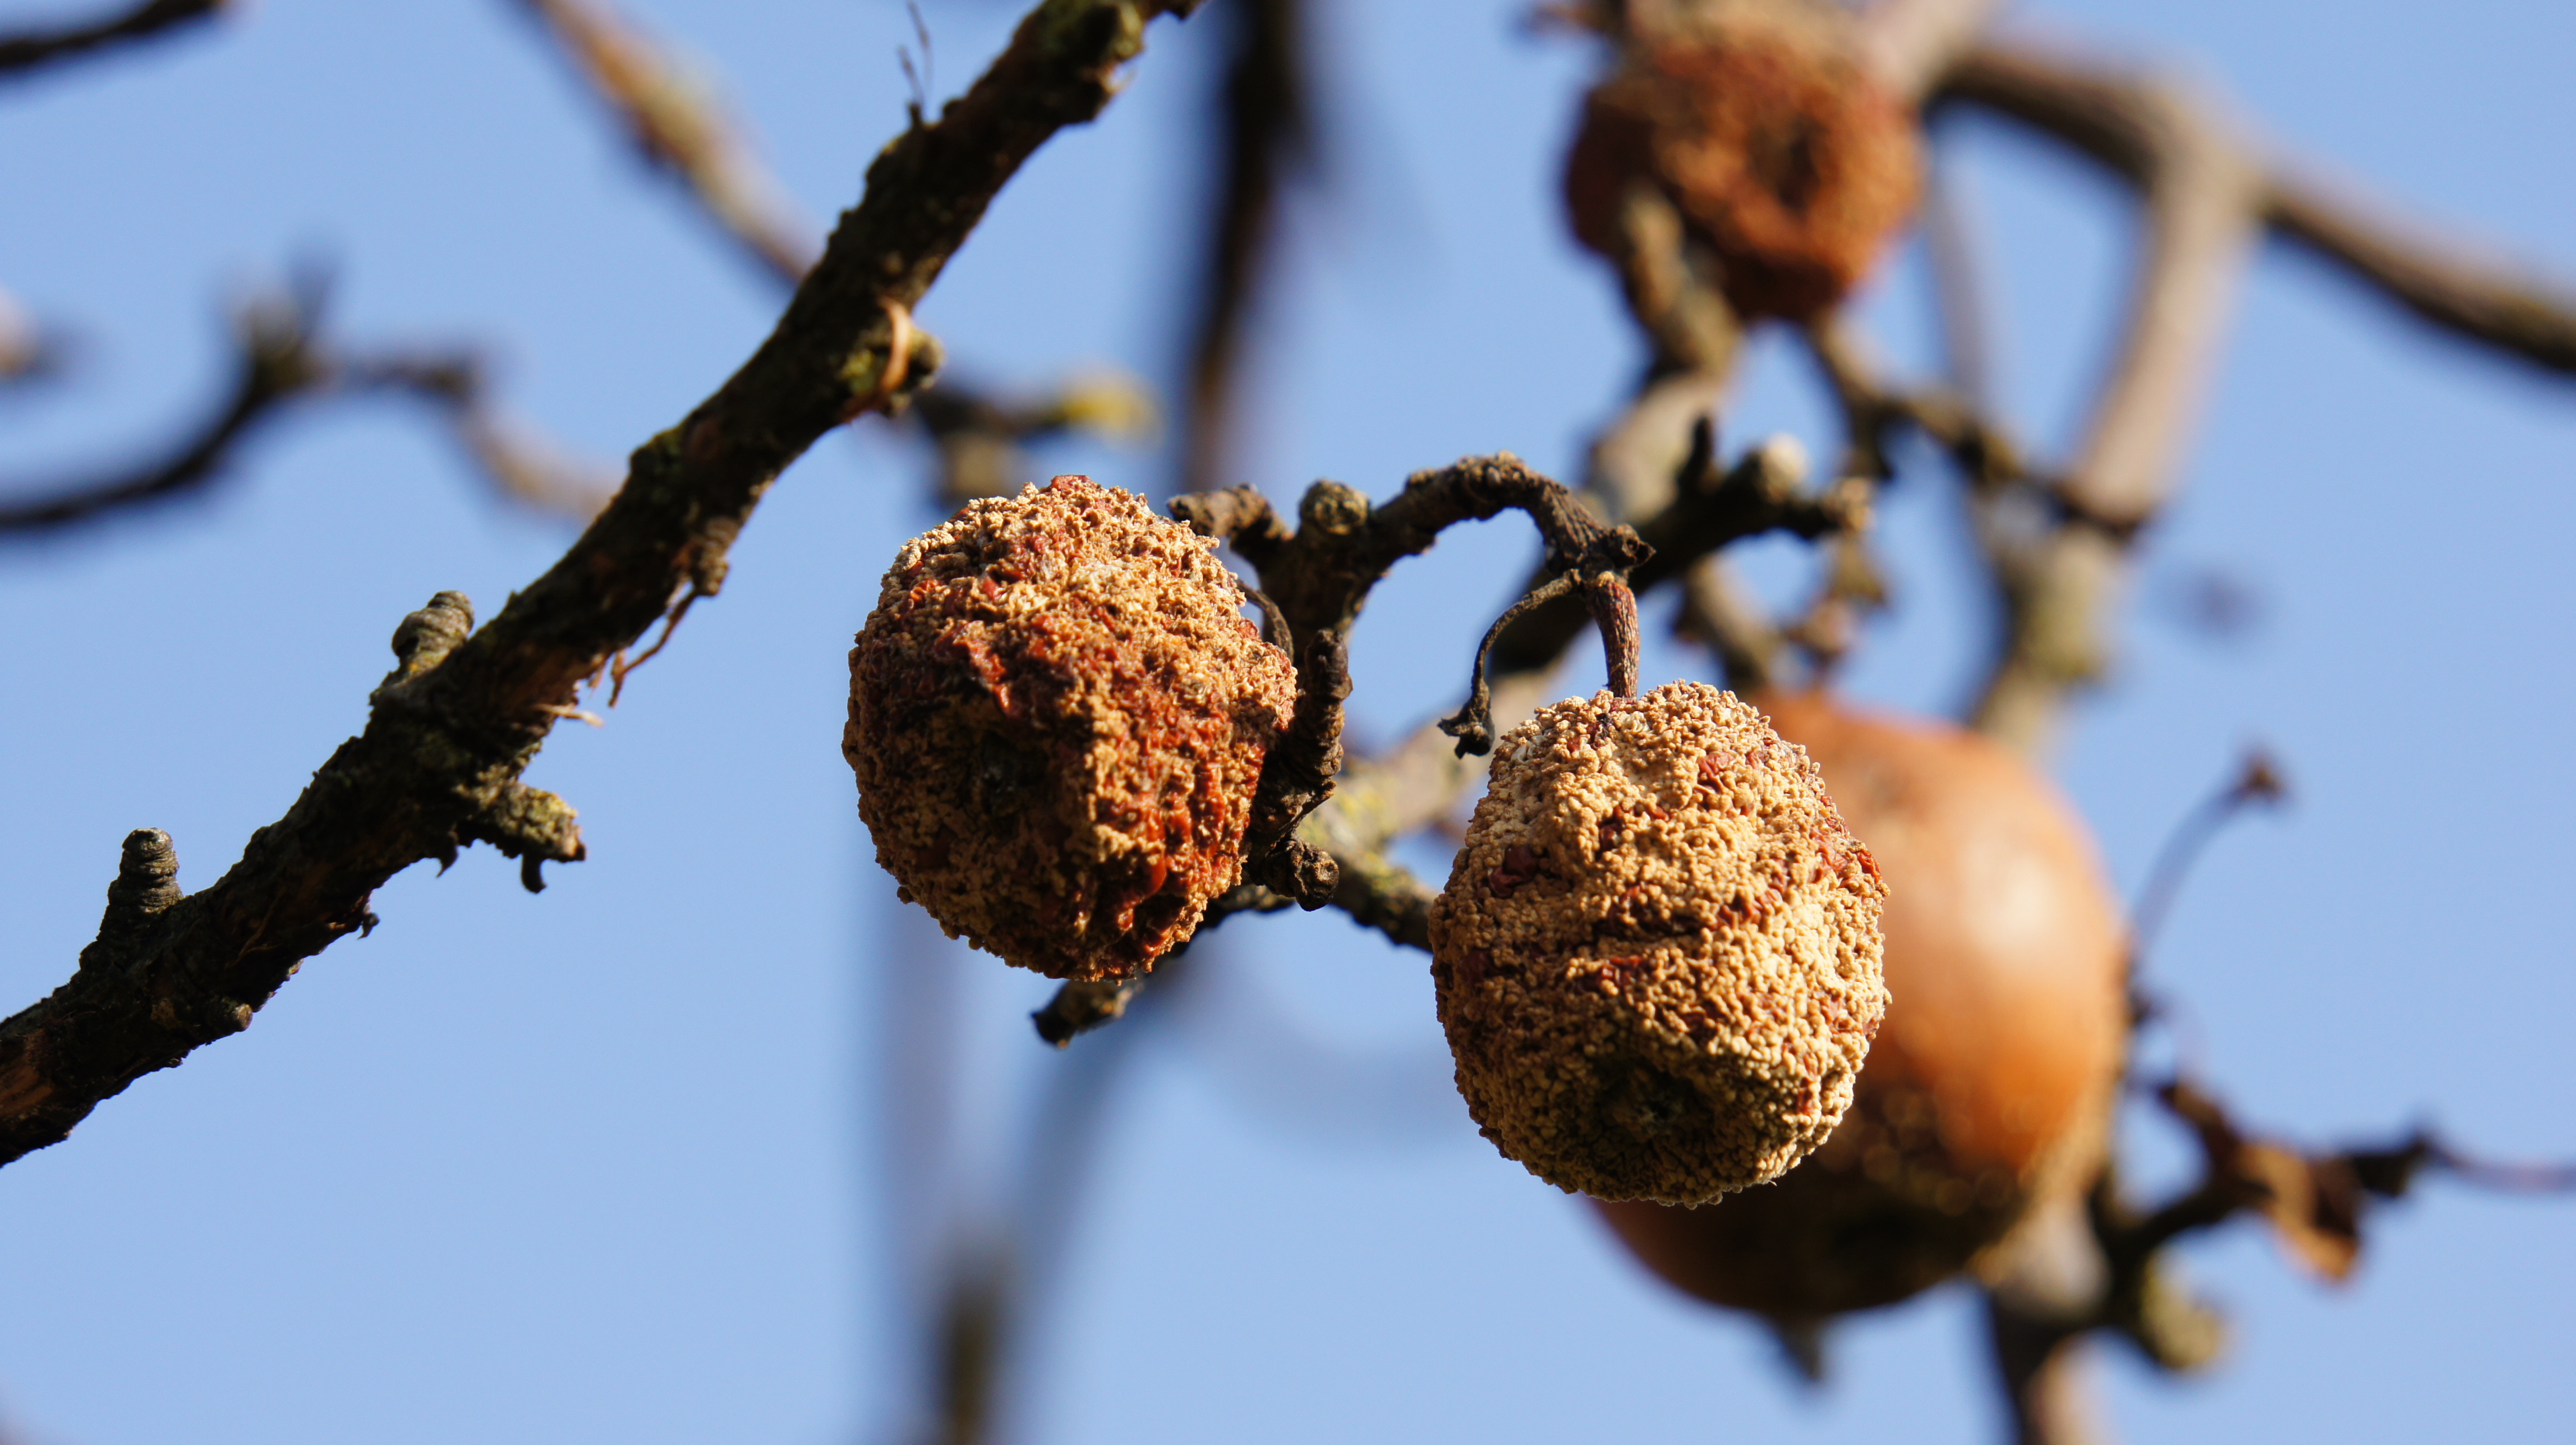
[1430,683,1888,1205]
[1593,692,2128,1319]
[1564,2,1921,321]
[845,475,1296,983]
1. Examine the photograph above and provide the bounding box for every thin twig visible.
[1030,884,1287,1046]
[913,370,1158,503]
[1438,571,1581,757]
[2266,174,2576,375]
[1170,457,1655,955]
[2128,747,2286,974]
[1968,71,2258,751]
[1489,431,1860,680]
[0,291,324,532]
[512,0,821,284]
[1920,141,1998,408]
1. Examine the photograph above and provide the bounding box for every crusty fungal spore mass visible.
[1430,682,1888,1204]
[847,475,1296,982]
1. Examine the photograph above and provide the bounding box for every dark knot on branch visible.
[453,782,588,894]
[385,591,476,683]
[79,828,183,971]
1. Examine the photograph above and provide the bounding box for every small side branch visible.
[0,289,612,534]
[1438,572,1581,756]
[0,0,226,79]
[511,0,821,285]
[0,291,325,533]
[1032,979,1142,1047]
[1965,61,2258,752]
[1853,0,2005,105]
[1171,457,1647,955]
[1176,453,1649,644]
[1488,432,1862,680]
[915,371,1158,504]
[1977,1069,2576,1445]
[1238,627,1350,908]
[2128,747,2286,975]
[1030,882,1290,1044]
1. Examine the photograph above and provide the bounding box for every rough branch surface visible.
[0,0,1197,1167]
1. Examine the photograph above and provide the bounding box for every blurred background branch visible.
[1934,39,2576,751]
[0,284,611,533]
[0,0,226,79]
[509,0,821,284]
[1179,0,1310,496]
[0,284,59,383]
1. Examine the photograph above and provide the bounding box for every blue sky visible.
[2,2,2572,1442]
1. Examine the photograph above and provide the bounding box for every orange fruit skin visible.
[1592,692,2128,1319]
[1564,19,1921,321]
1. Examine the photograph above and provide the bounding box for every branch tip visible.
[1032,979,1138,1046]
[387,591,476,679]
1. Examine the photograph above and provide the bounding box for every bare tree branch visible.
[914,371,1158,504]
[1492,429,1862,682]
[1920,145,1998,406]
[1853,0,2003,104]
[1945,42,2576,379]
[1938,40,2576,749]
[0,291,323,532]
[1962,64,2259,751]
[2266,174,2576,375]
[0,289,610,534]
[508,0,1175,521]
[0,0,225,79]
[1174,454,1648,645]
[0,0,1203,1167]
[509,0,821,285]
[1180,0,1309,495]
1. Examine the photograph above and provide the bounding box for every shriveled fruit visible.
[846,475,1296,983]
[1564,1,1921,321]
[1431,682,1888,1205]
[1593,692,2128,1318]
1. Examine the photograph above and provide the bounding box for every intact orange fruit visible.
[1591,692,2127,1318]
